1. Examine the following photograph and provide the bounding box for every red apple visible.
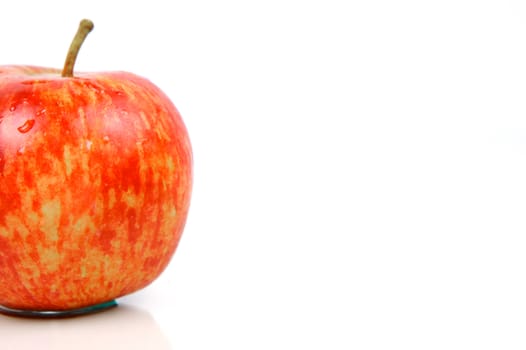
[0,20,192,312]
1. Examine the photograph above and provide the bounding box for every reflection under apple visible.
[0,304,171,350]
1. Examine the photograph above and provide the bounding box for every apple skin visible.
[0,65,192,311]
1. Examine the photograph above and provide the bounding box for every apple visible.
[0,19,192,314]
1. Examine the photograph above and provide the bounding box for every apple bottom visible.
[0,299,117,318]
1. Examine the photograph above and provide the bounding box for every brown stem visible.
[61,19,94,78]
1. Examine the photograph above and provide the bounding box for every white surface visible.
[2,0,526,348]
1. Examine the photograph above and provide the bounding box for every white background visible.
[2,0,526,348]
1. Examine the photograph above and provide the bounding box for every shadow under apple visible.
[0,303,171,350]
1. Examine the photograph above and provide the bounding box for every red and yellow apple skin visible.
[0,66,192,311]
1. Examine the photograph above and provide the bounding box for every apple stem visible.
[61,19,94,78]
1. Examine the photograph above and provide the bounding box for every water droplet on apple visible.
[103,136,110,143]
[9,105,16,112]
[17,119,35,133]
[36,108,46,117]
